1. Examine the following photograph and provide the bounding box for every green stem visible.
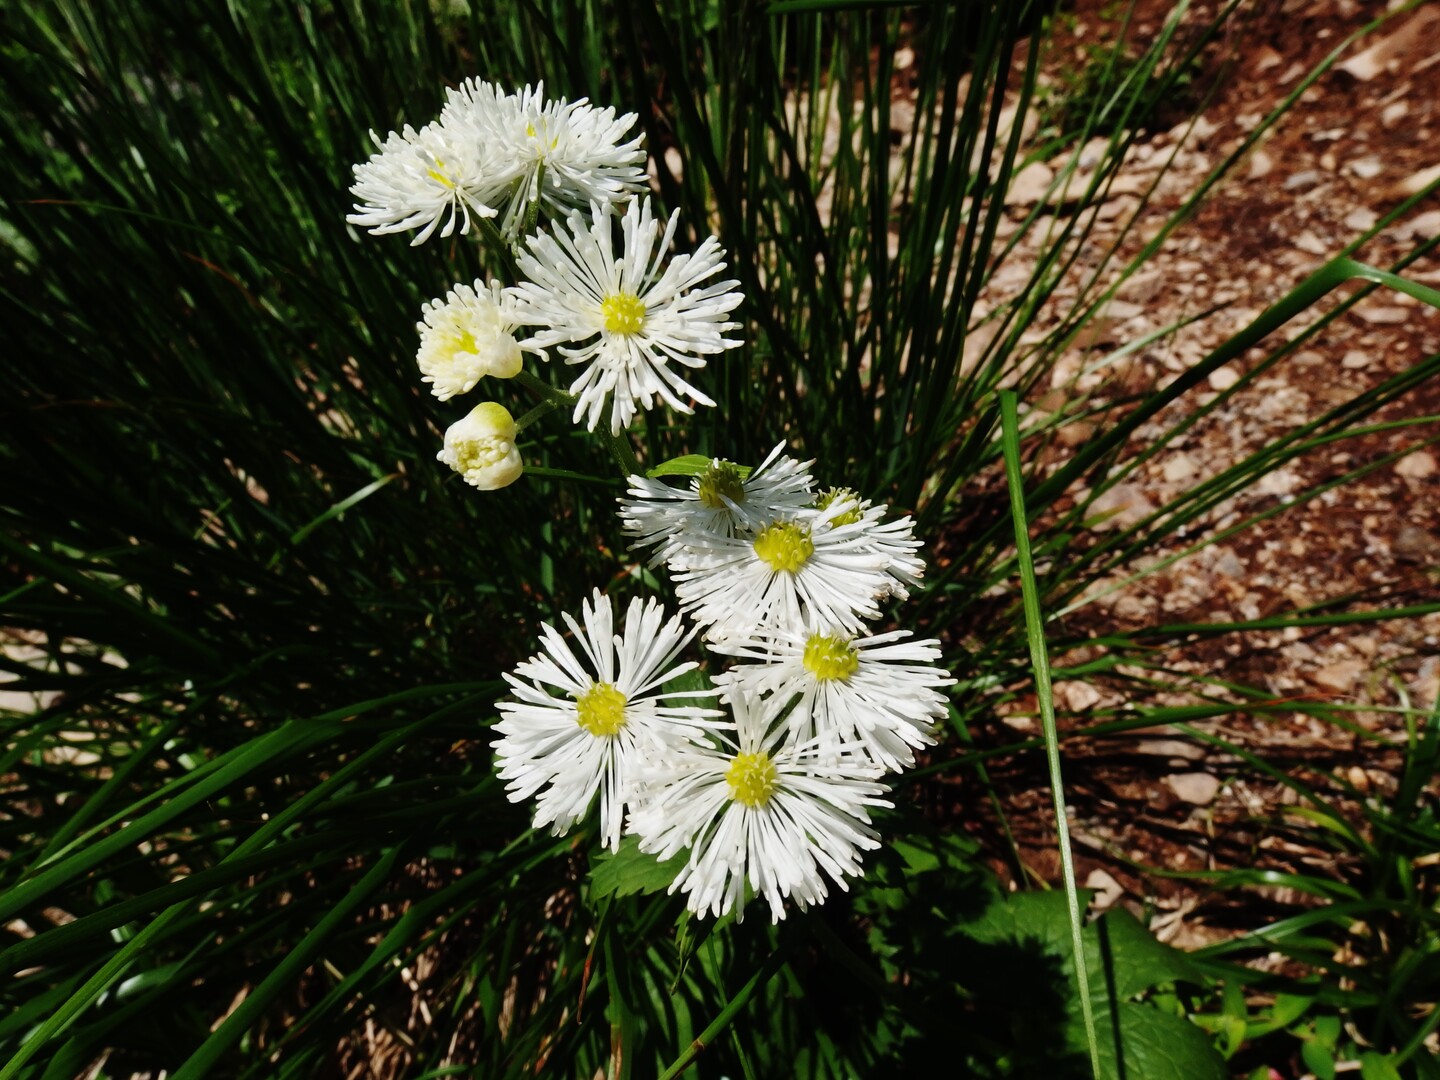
[514,367,574,406]
[999,389,1102,1080]
[513,398,559,432]
[512,370,635,477]
[474,214,521,282]
[522,160,546,237]
[603,425,642,479]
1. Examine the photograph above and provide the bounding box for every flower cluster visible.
[348,79,647,246]
[493,448,953,922]
[347,81,745,489]
[351,81,952,925]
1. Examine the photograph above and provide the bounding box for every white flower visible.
[437,402,524,490]
[441,80,647,240]
[620,445,816,568]
[714,628,954,772]
[510,197,744,434]
[347,121,505,245]
[671,501,895,640]
[812,488,926,600]
[630,691,889,922]
[417,280,532,400]
[494,590,722,850]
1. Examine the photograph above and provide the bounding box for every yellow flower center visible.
[697,460,746,510]
[752,522,814,573]
[802,633,860,682]
[601,292,647,336]
[427,157,457,189]
[575,682,628,736]
[445,328,480,361]
[524,121,560,150]
[725,751,778,808]
[815,487,863,527]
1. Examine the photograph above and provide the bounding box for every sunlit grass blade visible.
[998,388,1100,1079]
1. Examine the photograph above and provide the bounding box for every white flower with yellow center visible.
[416,280,533,400]
[715,628,954,772]
[812,487,926,600]
[494,590,722,850]
[619,445,816,569]
[441,80,648,240]
[347,120,505,245]
[671,500,895,640]
[629,691,889,922]
[510,197,744,434]
[436,402,524,491]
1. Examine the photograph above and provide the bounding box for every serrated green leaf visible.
[1099,1002,1228,1080]
[1218,1014,1246,1058]
[588,836,687,900]
[1314,1014,1342,1047]
[943,887,1224,1076]
[1088,908,1207,1000]
[891,837,941,875]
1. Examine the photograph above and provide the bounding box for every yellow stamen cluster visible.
[575,682,628,736]
[426,157,457,189]
[752,522,814,573]
[725,751,778,808]
[601,292,647,336]
[524,121,560,150]
[443,328,480,362]
[697,460,746,510]
[815,487,863,528]
[802,633,860,682]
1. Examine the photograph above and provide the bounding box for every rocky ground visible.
[944,0,1440,956]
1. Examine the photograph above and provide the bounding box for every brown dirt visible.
[943,0,1440,962]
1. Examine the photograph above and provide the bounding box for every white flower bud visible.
[437,402,523,490]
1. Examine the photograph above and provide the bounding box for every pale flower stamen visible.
[437,401,524,491]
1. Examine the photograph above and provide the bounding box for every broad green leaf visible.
[1302,1039,1338,1080]
[645,454,752,479]
[589,836,687,900]
[1359,1053,1404,1080]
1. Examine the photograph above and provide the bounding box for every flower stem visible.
[603,427,642,479]
[514,368,575,407]
[513,399,558,432]
[474,215,521,283]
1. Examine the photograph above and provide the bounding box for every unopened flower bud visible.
[437,402,523,490]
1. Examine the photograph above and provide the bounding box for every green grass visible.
[3,0,1440,1075]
